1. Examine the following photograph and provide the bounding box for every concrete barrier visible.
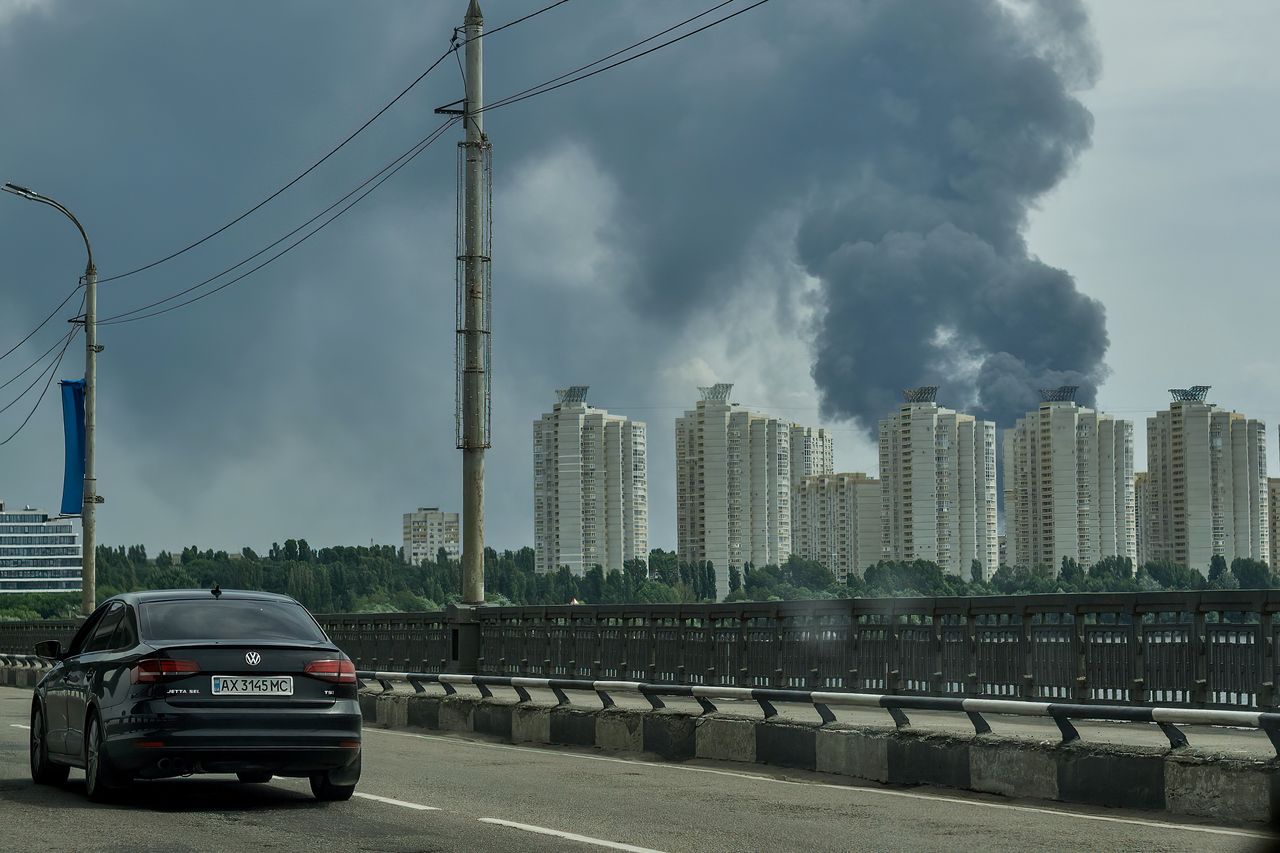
[0,662,1273,825]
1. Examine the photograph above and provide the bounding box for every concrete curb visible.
[360,691,1277,825]
[0,665,1273,824]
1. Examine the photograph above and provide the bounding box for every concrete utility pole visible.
[2,183,99,615]
[459,0,489,606]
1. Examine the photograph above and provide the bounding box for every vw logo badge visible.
[245,651,261,666]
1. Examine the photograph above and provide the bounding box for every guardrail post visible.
[1260,610,1274,709]
[1130,602,1145,705]
[1073,601,1088,703]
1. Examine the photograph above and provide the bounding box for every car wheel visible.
[84,714,125,802]
[310,753,359,802]
[30,706,69,786]
[237,771,272,783]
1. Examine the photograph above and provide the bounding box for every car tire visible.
[84,714,125,802]
[237,771,273,783]
[30,706,69,786]
[310,753,359,802]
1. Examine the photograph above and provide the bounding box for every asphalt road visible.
[0,686,1273,852]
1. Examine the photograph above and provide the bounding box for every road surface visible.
[0,687,1271,852]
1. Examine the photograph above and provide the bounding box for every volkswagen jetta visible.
[29,588,362,802]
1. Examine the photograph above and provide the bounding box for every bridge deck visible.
[0,686,1267,851]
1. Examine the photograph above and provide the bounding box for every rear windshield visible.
[138,599,328,643]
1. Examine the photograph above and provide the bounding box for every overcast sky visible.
[1,1,1277,555]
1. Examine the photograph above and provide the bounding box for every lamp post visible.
[3,182,99,616]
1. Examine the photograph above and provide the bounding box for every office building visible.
[676,383,791,598]
[1145,386,1268,572]
[878,387,998,578]
[792,473,882,580]
[533,386,648,575]
[0,500,81,594]
[402,507,460,566]
[1003,388,1136,571]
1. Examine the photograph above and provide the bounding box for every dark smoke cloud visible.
[795,0,1107,428]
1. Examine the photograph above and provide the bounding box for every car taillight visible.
[131,659,200,684]
[305,658,356,684]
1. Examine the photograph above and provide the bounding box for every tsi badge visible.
[245,651,261,666]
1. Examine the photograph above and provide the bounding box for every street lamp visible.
[3,182,99,616]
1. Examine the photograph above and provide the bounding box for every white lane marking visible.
[9,724,29,730]
[353,792,440,811]
[365,728,1271,840]
[479,818,667,852]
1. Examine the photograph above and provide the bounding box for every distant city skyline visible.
[3,1,1278,555]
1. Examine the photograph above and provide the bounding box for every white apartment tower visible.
[676,383,791,598]
[789,425,834,485]
[533,387,648,575]
[1002,388,1136,572]
[878,387,998,577]
[1135,472,1151,568]
[1145,386,1268,572]
[402,507,460,566]
[792,473,882,581]
[1269,478,1280,570]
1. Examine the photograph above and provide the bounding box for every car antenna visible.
[211,583,222,599]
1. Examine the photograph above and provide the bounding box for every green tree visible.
[728,566,742,593]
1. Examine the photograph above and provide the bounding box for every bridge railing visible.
[353,668,1280,757]
[3,590,1279,710]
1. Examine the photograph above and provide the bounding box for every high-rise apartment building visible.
[1269,473,1280,568]
[676,383,791,598]
[789,425,834,485]
[402,507,460,566]
[1144,386,1268,572]
[0,500,81,593]
[1135,472,1150,568]
[1268,478,1280,569]
[878,387,998,578]
[1003,388,1137,572]
[792,473,881,581]
[533,387,648,575]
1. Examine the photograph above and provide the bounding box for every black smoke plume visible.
[797,0,1107,428]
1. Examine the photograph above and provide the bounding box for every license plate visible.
[211,676,294,696]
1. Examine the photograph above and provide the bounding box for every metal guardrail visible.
[6,590,1280,711]
[356,669,1280,756]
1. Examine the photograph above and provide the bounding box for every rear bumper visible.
[101,699,361,778]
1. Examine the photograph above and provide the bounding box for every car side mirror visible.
[34,640,64,660]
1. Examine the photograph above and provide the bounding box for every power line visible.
[0,327,75,414]
[98,0,572,286]
[480,0,770,116]
[0,327,77,446]
[0,327,77,394]
[100,118,458,324]
[0,282,82,364]
[99,117,460,326]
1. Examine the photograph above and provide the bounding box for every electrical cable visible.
[0,326,77,446]
[100,117,458,324]
[0,327,77,394]
[0,282,82,364]
[99,117,460,325]
[480,0,770,116]
[98,0,572,286]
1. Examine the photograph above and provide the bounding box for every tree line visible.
[0,540,1274,622]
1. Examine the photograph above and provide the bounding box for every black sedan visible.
[28,588,362,802]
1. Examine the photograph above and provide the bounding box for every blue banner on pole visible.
[59,379,86,516]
